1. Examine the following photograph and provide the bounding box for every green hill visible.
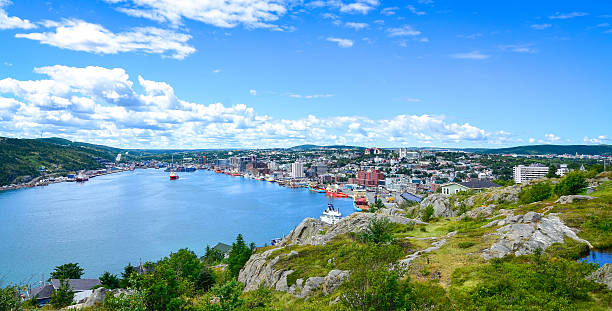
[0,137,116,186]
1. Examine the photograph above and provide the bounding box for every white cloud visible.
[326,37,354,47]
[249,89,257,96]
[380,7,398,16]
[339,1,380,14]
[16,19,195,59]
[549,12,588,20]
[105,0,289,29]
[0,65,512,148]
[540,133,561,144]
[406,5,425,16]
[528,138,536,143]
[212,69,221,73]
[386,25,421,37]
[0,0,36,30]
[345,22,369,30]
[499,44,537,53]
[584,135,609,144]
[451,51,490,60]
[531,23,551,30]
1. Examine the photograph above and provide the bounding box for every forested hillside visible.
[0,137,113,185]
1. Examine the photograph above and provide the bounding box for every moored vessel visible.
[320,203,342,225]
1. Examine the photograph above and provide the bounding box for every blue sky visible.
[0,0,610,148]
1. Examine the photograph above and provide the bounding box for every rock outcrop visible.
[84,288,107,307]
[481,212,592,259]
[419,194,456,218]
[555,195,595,204]
[464,205,495,219]
[586,264,612,290]
[280,212,421,247]
[238,247,290,292]
[322,270,350,295]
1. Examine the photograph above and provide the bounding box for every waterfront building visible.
[513,164,549,184]
[398,148,419,159]
[291,162,305,178]
[440,180,501,195]
[354,169,385,187]
[214,159,230,169]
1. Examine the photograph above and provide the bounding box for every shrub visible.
[50,262,84,280]
[104,291,147,311]
[100,271,120,289]
[196,268,216,292]
[458,241,475,249]
[50,279,74,309]
[0,284,23,311]
[421,205,434,222]
[358,217,395,244]
[518,182,553,204]
[554,171,588,196]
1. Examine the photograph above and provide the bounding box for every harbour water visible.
[0,169,354,285]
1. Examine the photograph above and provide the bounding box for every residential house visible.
[440,180,501,195]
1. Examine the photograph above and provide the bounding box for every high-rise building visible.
[513,164,548,184]
[290,162,305,178]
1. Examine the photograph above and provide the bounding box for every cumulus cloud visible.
[249,89,257,96]
[326,37,354,47]
[105,0,289,29]
[406,5,425,16]
[584,135,609,144]
[451,51,490,60]
[289,93,333,99]
[345,22,368,30]
[540,133,561,144]
[0,65,512,148]
[386,25,421,37]
[15,19,195,59]
[0,0,36,30]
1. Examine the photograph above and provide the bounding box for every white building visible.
[399,148,419,159]
[556,164,570,177]
[290,162,305,178]
[513,164,548,184]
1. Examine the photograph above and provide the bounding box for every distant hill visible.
[288,144,365,151]
[0,137,117,186]
[477,144,612,156]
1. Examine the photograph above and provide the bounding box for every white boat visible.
[320,203,342,225]
[75,172,89,182]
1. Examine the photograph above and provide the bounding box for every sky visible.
[0,0,610,149]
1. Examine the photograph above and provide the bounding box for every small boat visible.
[75,173,89,182]
[170,171,179,180]
[308,186,326,193]
[353,197,369,212]
[320,203,342,225]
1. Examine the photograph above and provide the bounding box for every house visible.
[440,180,501,195]
[28,279,100,306]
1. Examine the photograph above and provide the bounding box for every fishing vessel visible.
[320,203,342,225]
[169,171,179,180]
[353,197,369,212]
[75,172,89,182]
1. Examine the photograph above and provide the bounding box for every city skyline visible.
[0,0,611,149]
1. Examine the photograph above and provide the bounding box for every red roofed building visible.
[355,169,385,187]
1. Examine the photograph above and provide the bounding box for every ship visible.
[75,172,89,182]
[353,197,369,212]
[320,203,342,225]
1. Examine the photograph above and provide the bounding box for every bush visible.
[358,217,395,244]
[104,291,147,311]
[458,241,475,249]
[50,262,84,280]
[519,182,553,204]
[50,279,74,309]
[100,271,121,289]
[196,268,216,292]
[421,205,434,222]
[554,171,588,196]
[0,284,23,311]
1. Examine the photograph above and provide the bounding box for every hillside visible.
[478,144,612,155]
[0,137,115,186]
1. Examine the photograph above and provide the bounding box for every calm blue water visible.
[0,169,353,285]
[580,250,612,267]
